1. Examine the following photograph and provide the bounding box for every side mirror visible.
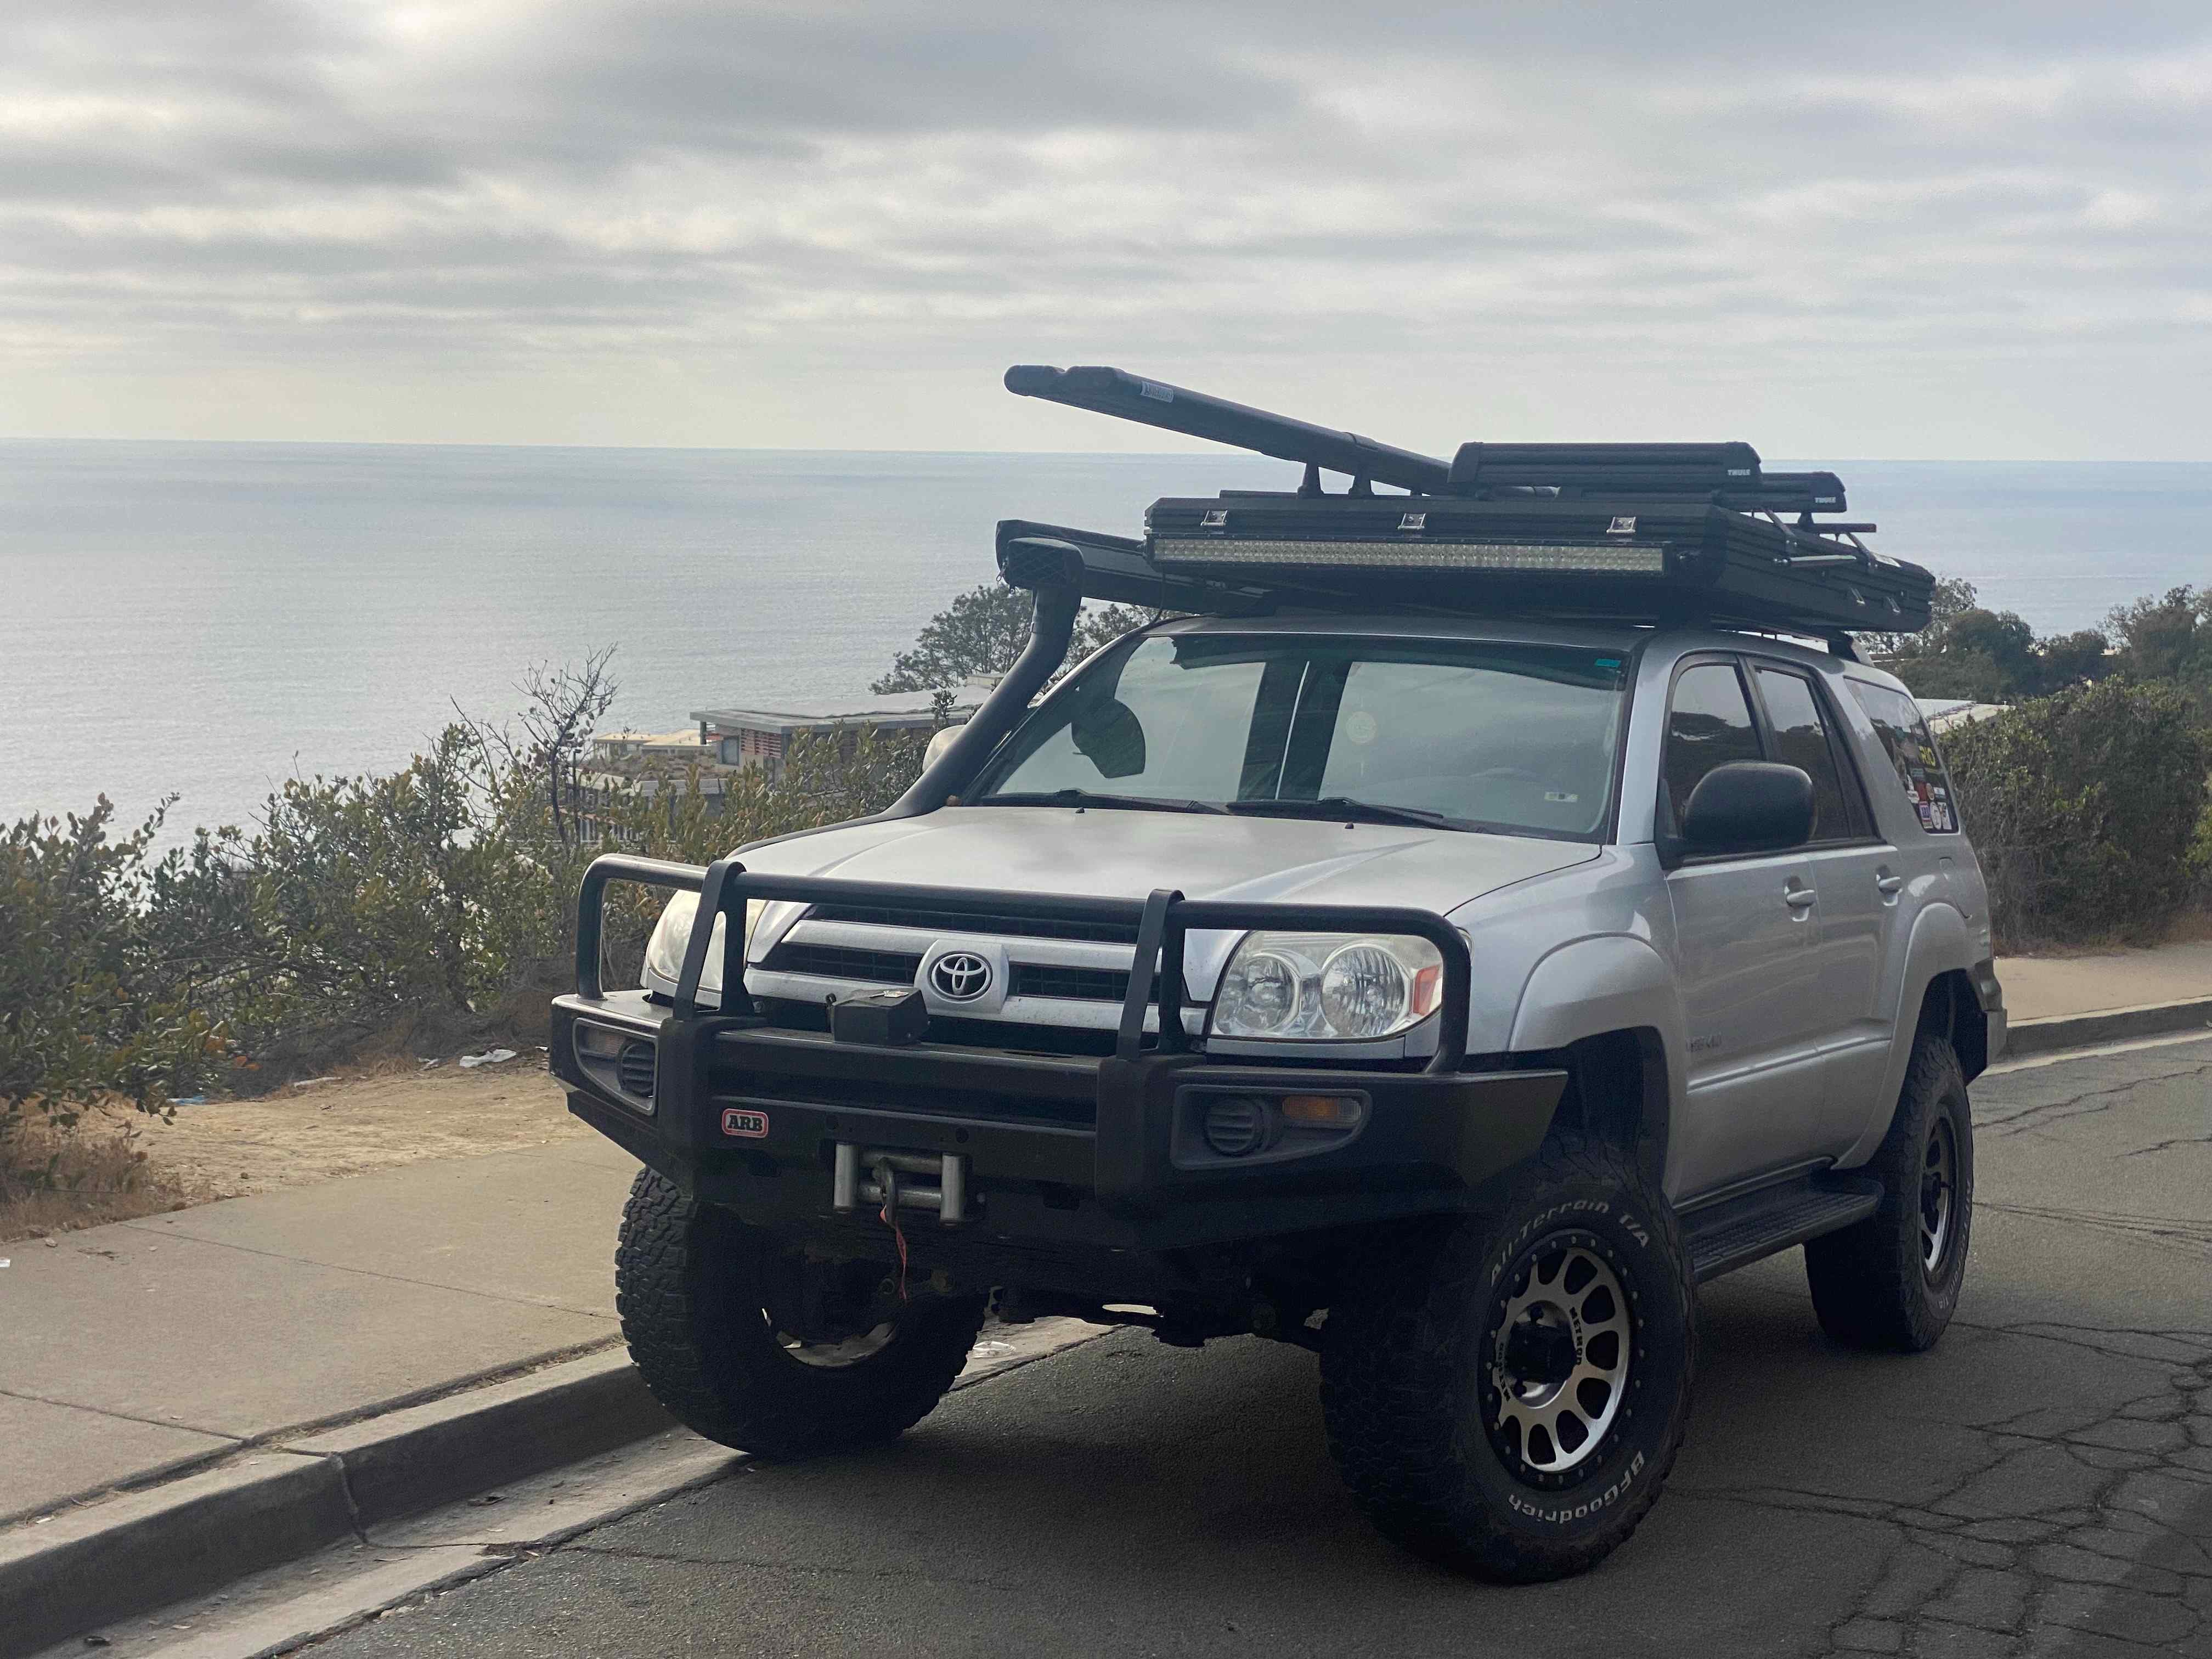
[1681,761,1814,854]
[923,722,966,772]
[1071,698,1147,779]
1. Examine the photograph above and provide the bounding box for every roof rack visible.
[1000,365,1934,639]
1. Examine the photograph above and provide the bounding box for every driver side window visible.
[1661,662,1760,827]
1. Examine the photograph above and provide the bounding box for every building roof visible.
[592,729,703,748]
[692,687,984,732]
[1917,698,2008,735]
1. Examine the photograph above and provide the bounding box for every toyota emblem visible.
[929,951,992,1002]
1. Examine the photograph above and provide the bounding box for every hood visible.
[738,805,1595,919]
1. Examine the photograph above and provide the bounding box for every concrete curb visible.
[2001,995,2212,1059]
[0,1350,664,1659]
[0,1452,353,1659]
[287,1347,671,1530]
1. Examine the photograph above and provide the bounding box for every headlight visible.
[1210,932,1446,1042]
[642,893,766,997]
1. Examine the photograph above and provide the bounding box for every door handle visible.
[1876,873,1903,895]
[1784,888,1818,909]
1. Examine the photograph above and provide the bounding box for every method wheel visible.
[1319,1136,1695,1581]
[1804,1033,1973,1352]
[614,1168,986,1458]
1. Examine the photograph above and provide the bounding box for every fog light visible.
[1202,1095,1272,1158]
[1279,1093,1364,1129]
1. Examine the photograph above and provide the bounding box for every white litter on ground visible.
[458,1048,518,1069]
[291,1076,338,1090]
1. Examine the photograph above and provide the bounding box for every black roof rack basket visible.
[1002,364,1933,636]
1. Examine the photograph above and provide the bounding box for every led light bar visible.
[1150,538,1669,575]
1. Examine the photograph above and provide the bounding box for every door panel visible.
[1803,842,1896,1147]
[1658,659,1833,1195]
[1667,855,1827,1194]
[1747,663,1901,1157]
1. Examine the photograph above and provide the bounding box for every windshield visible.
[973,633,1629,840]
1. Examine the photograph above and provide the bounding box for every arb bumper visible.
[552,854,1566,1254]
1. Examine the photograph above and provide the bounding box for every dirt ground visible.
[0,1057,588,1240]
[148,1057,589,1194]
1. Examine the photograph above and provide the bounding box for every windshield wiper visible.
[1225,795,1464,830]
[975,788,1230,816]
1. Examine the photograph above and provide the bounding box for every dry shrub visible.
[0,1101,210,1241]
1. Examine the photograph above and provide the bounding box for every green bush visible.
[1,710,930,1130]
[2188,797,2212,903]
[1941,680,2212,950]
[0,799,232,1105]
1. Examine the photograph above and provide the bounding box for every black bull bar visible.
[557,854,1565,1244]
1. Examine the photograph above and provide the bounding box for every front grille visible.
[804,902,1140,946]
[755,998,1127,1058]
[765,943,923,985]
[618,1040,657,1099]
[1008,963,1159,1003]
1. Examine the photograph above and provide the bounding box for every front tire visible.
[1319,1137,1695,1581]
[615,1168,987,1458]
[1804,1033,1973,1351]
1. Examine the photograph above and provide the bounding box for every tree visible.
[1862,577,1982,661]
[1878,579,2113,703]
[461,647,619,849]
[2107,586,2212,686]
[2037,630,2113,690]
[872,582,1160,694]
[1072,603,1157,661]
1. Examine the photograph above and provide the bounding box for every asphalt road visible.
[315,1036,2212,1658]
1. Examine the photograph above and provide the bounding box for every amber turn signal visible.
[1277,1093,1364,1128]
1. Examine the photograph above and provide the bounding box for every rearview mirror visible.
[1681,761,1814,853]
[1072,698,1147,779]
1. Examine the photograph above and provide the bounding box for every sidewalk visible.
[1996,938,2212,1022]
[9,940,2212,1536]
[3,1136,636,1527]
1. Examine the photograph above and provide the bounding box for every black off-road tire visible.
[1804,1034,1973,1352]
[1319,1135,1695,1582]
[614,1168,987,1459]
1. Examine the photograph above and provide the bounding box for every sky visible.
[3,2,2208,459]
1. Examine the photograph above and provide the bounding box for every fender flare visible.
[1508,934,1685,1172]
[1839,901,1977,1165]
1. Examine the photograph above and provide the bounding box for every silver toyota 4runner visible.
[553,368,2005,1581]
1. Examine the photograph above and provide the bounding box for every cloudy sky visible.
[3,2,2208,458]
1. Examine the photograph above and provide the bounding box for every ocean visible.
[3,441,2208,845]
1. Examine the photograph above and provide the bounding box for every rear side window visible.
[1752,666,1868,841]
[1847,681,1960,834]
[1662,662,1761,825]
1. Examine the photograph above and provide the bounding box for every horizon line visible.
[3,435,2209,468]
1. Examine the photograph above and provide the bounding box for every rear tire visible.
[1319,1136,1695,1581]
[1803,1034,1973,1352]
[615,1168,986,1458]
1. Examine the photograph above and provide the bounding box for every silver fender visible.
[1835,901,1976,1167]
